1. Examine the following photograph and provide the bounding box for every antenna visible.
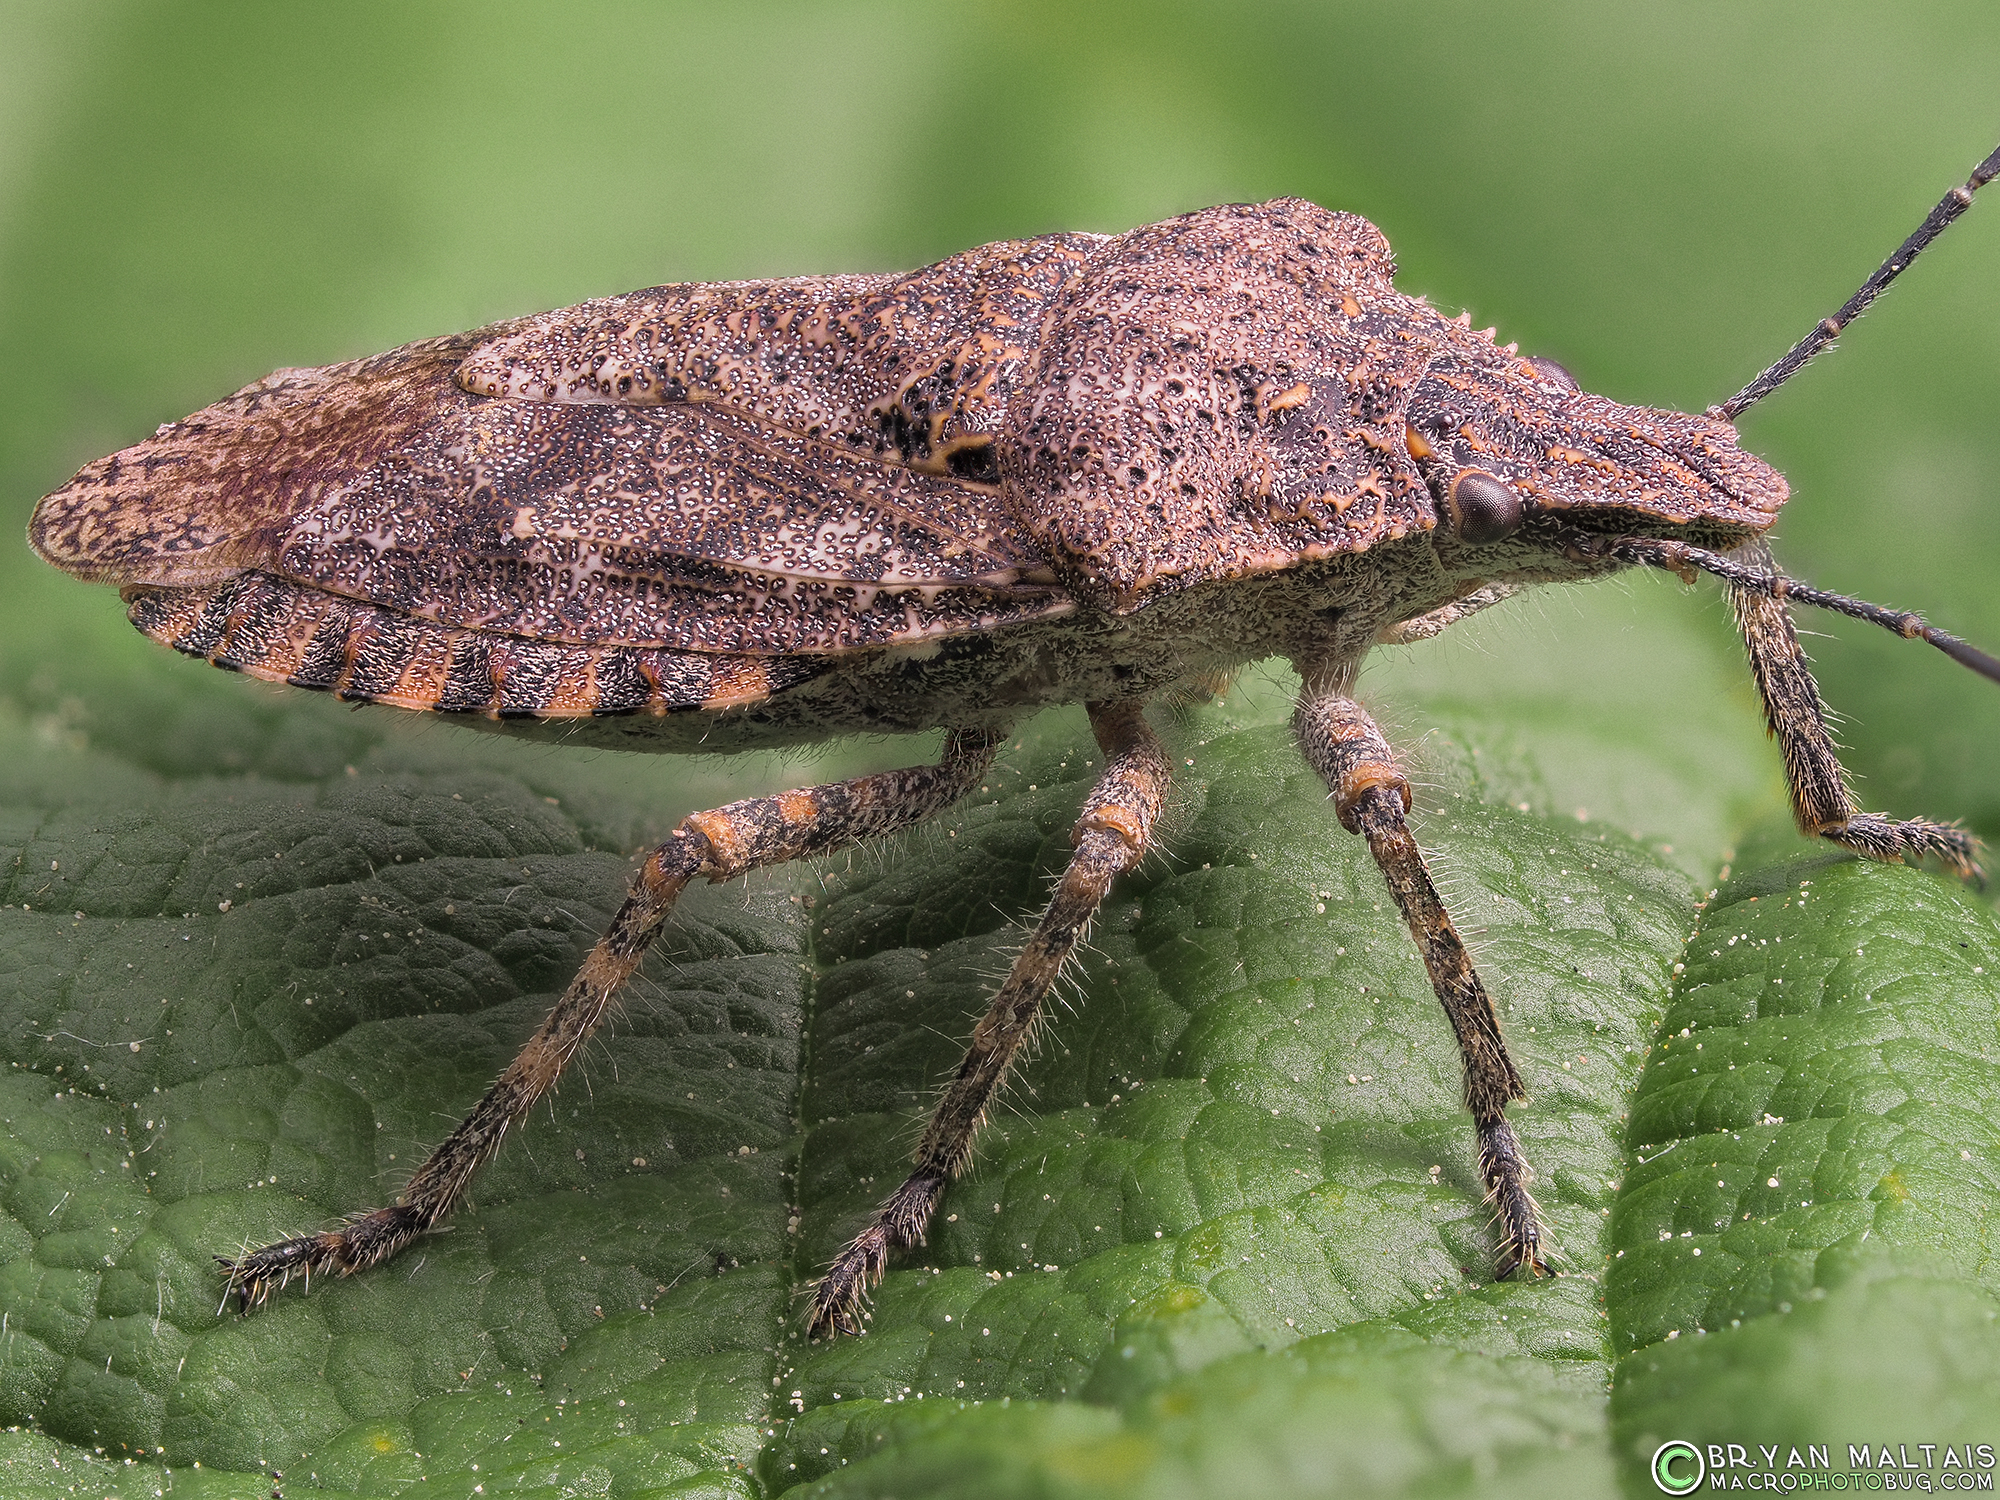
[1712,139,2000,421]
[1570,531,2000,687]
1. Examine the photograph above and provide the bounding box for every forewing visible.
[33,235,1110,653]
[28,335,484,587]
[278,388,1071,653]
[457,229,1105,478]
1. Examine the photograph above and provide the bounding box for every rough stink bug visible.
[26,140,2000,1338]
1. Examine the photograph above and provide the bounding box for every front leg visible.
[1729,538,1978,875]
[1291,666,1549,1279]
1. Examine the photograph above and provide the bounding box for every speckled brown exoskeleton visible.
[28,142,2000,1336]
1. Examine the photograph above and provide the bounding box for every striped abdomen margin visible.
[124,572,821,718]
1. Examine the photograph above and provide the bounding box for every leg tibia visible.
[1729,541,1853,833]
[219,727,1005,1311]
[1729,541,1981,879]
[1292,683,1547,1279]
[809,701,1169,1337]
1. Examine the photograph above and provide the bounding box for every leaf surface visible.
[7,560,1978,1500]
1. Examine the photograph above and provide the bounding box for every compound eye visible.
[1447,468,1524,544]
[1525,356,1579,391]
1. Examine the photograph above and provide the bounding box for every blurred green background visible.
[4,0,1998,836]
[3,6,1999,1495]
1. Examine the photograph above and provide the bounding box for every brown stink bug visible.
[27,140,2000,1337]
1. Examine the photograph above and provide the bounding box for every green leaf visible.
[1610,854,2000,1471]
[0,563,1781,1499]
[7,499,1999,1500]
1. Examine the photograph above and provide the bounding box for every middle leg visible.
[1292,662,1549,1279]
[809,698,1170,1335]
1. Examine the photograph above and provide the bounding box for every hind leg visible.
[220,726,1006,1309]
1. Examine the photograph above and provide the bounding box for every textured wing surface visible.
[28,335,483,587]
[33,232,1108,653]
[456,230,1104,477]
[278,392,1071,653]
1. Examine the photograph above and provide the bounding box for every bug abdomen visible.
[125,573,818,719]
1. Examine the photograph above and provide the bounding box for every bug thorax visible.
[999,199,1789,618]
[1001,199,1427,614]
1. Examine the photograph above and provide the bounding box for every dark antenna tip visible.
[1926,628,2000,688]
[1711,138,2000,422]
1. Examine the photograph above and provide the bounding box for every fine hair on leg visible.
[809,699,1170,1337]
[1726,539,1978,875]
[1290,663,1548,1279]
[218,726,1007,1310]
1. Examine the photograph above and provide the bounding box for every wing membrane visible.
[32,232,1105,653]
[276,388,1071,653]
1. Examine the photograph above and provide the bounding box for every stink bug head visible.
[1399,348,1788,551]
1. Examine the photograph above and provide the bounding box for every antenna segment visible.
[1564,530,2000,687]
[1714,139,2000,420]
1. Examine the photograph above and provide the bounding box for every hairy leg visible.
[1291,664,1547,1279]
[1373,583,1522,646]
[1729,539,1978,875]
[220,725,1007,1310]
[809,699,1170,1336]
